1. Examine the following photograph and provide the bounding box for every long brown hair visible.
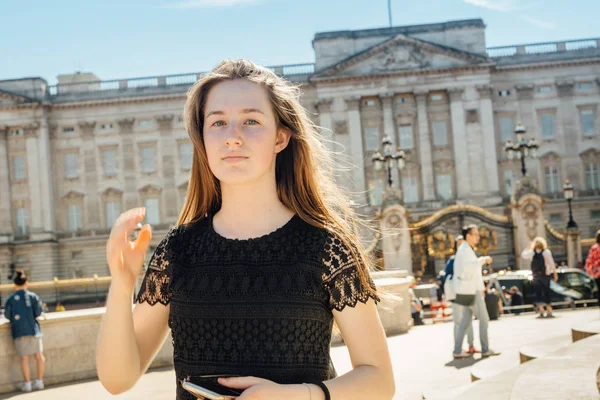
[177,59,377,297]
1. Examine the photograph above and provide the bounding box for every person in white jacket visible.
[452,224,500,358]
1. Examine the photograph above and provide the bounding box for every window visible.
[179,142,193,170]
[544,167,560,193]
[577,82,593,90]
[62,127,75,133]
[72,251,83,260]
[586,163,600,190]
[368,180,384,207]
[432,121,448,147]
[540,113,554,139]
[144,199,160,225]
[363,99,376,107]
[581,110,596,137]
[106,201,121,228]
[103,149,117,176]
[396,96,410,104]
[67,204,82,232]
[504,170,516,196]
[591,210,600,219]
[436,174,452,200]
[498,90,511,97]
[100,123,113,130]
[10,128,24,136]
[537,86,552,94]
[12,156,26,180]
[500,117,514,142]
[550,213,562,224]
[364,127,379,152]
[64,153,78,178]
[138,120,153,128]
[16,208,29,235]
[398,125,414,150]
[430,94,443,102]
[402,170,419,203]
[141,147,156,172]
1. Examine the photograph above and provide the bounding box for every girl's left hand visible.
[218,376,284,400]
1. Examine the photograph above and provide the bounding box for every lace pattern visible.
[322,234,380,312]
[136,226,180,306]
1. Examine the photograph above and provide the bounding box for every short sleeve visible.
[4,299,13,320]
[33,295,43,318]
[321,234,379,312]
[136,228,178,306]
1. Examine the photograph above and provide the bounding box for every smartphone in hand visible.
[181,375,243,400]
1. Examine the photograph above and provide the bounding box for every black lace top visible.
[136,215,379,400]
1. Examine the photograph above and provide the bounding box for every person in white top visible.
[521,237,558,318]
[453,224,500,358]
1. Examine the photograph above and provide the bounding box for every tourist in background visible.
[444,235,478,355]
[4,270,46,392]
[453,224,500,358]
[521,237,558,318]
[408,277,424,326]
[585,230,600,309]
[509,286,524,315]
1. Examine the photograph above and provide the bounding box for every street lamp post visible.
[504,122,539,177]
[372,133,405,187]
[563,180,578,229]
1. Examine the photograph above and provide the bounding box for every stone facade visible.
[0,19,599,282]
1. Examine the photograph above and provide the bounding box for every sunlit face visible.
[202,79,290,185]
[466,228,480,247]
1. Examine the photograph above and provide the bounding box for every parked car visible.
[484,268,598,310]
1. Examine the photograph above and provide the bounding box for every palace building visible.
[1,19,599,282]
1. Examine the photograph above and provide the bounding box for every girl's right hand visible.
[106,207,153,292]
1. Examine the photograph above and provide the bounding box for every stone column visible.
[156,115,178,222]
[79,121,100,229]
[511,186,546,270]
[345,96,367,205]
[24,123,43,233]
[556,81,580,186]
[477,85,501,197]
[0,126,12,237]
[380,93,400,189]
[37,110,56,234]
[379,191,411,270]
[448,88,471,199]
[565,228,582,269]
[118,118,138,211]
[315,98,333,146]
[415,91,435,201]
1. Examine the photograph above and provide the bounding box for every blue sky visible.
[1,0,598,84]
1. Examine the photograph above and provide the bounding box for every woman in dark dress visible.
[96,59,395,400]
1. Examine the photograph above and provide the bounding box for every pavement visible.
[1,307,598,400]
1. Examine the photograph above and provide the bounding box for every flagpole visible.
[388,0,392,27]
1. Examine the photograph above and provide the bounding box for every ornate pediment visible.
[0,89,32,106]
[138,184,163,196]
[62,190,85,200]
[314,34,489,79]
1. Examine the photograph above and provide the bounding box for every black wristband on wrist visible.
[312,381,331,400]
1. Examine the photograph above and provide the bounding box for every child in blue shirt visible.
[4,270,45,392]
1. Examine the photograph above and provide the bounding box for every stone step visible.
[421,383,472,400]
[519,335,572,363]
[510,333,600,400]
[456,327,600,400]
[571,319,600,342]
[470,354,520,382]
